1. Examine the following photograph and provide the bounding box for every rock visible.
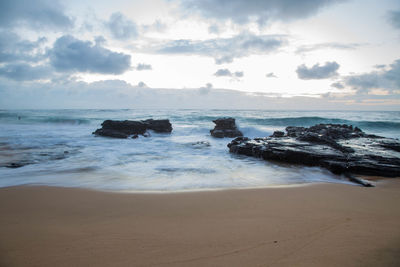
[228,124,400,185]
[93,119,172,139]
[5,162,28,168]
[210,118,243,138]
[143,119,172,133]
[190,141,211,149]
[271,131,285,137]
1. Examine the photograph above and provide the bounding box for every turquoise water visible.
[0,109,399,191]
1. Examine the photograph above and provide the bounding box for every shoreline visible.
[1,179,400,266]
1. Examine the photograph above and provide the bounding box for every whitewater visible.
[0,109,399,192]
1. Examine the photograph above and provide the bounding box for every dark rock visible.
[271,131,285,137]
[93,119,172,139]
[143,119,172,133]
[93,128,130,138]
[101,120,147,134]
[210,118,243,138]
[5,162,27,168]
[228,124,400,186]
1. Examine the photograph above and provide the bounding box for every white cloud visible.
[1,78,397,110]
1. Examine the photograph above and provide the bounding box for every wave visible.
[38,117,91,125]
[1,110,399,132]
[241,116,400,131]
[0,112,91,125]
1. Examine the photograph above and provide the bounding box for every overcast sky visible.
[0,0,399,110]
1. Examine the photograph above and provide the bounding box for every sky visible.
[0,0,399,110]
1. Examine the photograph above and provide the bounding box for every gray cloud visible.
[388,10,400,29]
[374,64,386,69]
[296,61,340,80]
[344,59,400,93]
[296,42,364,54]
[137,81,148,88]
[214,69,243,78]
[0,0,73,30]
[49,35,131,75]
[106,12,138,40]
[136,63,152,71]
[331,82,344,89]
[0,30,47,63]
[266,72,277,78]
[154,33,286,64]
[0,63,52,81]
[179,0,345,25]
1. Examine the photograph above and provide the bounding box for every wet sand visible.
[1,180,400,266]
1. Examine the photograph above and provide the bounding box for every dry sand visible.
[1,180,400,267]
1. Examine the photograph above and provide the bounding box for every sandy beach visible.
[1,180,400,267]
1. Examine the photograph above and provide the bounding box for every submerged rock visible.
[210,118,243,138]
[228,124,400,185]
[93,119,172,138]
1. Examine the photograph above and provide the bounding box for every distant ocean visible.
[1,109,399,192]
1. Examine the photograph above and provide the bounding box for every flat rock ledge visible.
[228,124,400,186]
[93,119,172,139]
[210,117,243,138]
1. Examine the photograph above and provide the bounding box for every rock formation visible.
[228,124,400,186]
[210,118,243,138]
[93,119,172,138]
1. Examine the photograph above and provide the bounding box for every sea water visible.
[0,109,399,192]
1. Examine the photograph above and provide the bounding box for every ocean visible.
[1,109,399,192]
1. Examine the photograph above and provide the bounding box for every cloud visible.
[2,78,398,110]
[49,35,131,75]
[331,82,344,89]
[344,59,400,93]
[179,0,345,25]
[266,72,277,78]
[137,81,148,88]
[153,32,286,64]
[296,61,340,80]
[0,0,73,30]
[374,64,386,69]
[208,24,221,34]
[0,30,47,63]
[135,63,152,71]
[0,63,53,81]
[214,69,243,78]
[198,83,213,95]
[388,10,400,29]
[106,12,138,40]
[141,20,167,33]
[295,42,364,54]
